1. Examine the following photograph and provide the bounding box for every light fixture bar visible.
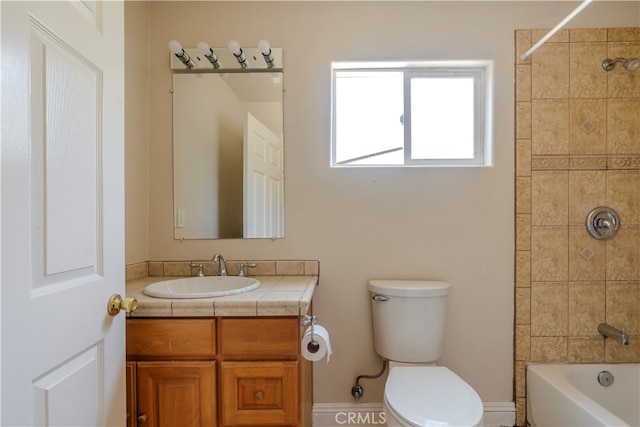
[169,47,283,72]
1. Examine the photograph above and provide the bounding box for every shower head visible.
[602,57,640,72]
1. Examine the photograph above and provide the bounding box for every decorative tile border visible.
[571,155,607,170]
[531,155,570,171]
[126,259,320,281]
[608,155,640,170]
[531,155,640,171]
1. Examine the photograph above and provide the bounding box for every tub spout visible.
[598,323,629,346]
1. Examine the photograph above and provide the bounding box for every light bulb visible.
[168,40,184,55]
[197,42,212,56]
[228,40,242,56]
[258,40,271,55]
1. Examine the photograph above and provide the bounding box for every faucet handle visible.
[238,263,256,277]
[189,263,205,277]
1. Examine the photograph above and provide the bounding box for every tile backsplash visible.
[515,27,640,426]
[126,259,319,282]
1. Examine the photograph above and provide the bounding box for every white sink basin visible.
[143,276,260,299]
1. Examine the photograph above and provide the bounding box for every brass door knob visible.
[137,414,148,424]
[107,293,138,316]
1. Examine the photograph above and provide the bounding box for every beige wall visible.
[515,27,640,426]
[125,0,640,409]
[125,1,150,264]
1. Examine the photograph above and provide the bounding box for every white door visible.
[1,1,125,425]
[243,112,284,238]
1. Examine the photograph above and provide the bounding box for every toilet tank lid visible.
[368,280,450,297]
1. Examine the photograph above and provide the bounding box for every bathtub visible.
[527,363,640,427]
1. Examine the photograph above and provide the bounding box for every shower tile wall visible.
[515,28,640,426]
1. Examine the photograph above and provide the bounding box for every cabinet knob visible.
[254,391,263,401]
[137,414,148,424]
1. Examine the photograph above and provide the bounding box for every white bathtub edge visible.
[526,363,636,427]
[312,401,515,426]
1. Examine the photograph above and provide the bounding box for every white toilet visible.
[368,280,484,427]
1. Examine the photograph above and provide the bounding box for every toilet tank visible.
[368,280,450,363]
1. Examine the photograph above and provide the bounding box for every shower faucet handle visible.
[586,207,620,240]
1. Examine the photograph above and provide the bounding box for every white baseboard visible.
[312,401,515,427]
[482,402,516,427]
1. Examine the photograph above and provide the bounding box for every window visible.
[331,61,493,167]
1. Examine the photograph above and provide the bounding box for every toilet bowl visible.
[368,280,484,427]
[383,365,483,427]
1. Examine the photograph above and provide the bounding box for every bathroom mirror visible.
[172,71,284,239]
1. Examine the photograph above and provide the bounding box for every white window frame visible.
[331,60,493,167]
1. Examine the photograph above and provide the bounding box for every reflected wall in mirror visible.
[172,72,284,239]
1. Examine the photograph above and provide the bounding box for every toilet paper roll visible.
[301,324,332,363]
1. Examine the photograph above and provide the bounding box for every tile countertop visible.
[125,275,318,317]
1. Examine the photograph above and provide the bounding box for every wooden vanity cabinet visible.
[126,362,136,427]
[126,317,311,427]
[126,319,217,427]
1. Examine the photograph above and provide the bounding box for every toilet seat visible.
[384,366,484,427]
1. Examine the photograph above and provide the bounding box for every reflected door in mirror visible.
[172,72,284,239]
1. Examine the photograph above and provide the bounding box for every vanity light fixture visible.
[228,40,248,69]
[168,39,195,69]
[168,40,282,71]
[197,42,222,69]
[258,40,274,68]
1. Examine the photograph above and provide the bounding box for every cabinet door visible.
[137,361,217,427]
[126,362,137,427]
[221,361,298,426]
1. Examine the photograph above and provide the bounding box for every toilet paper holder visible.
[301,315,320,353]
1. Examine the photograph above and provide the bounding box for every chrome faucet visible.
[598,323,629,346]
[211,253,227,276]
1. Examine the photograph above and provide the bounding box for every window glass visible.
[409,77,475,160]
[334,72,403,165]
[331,61,492,167]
